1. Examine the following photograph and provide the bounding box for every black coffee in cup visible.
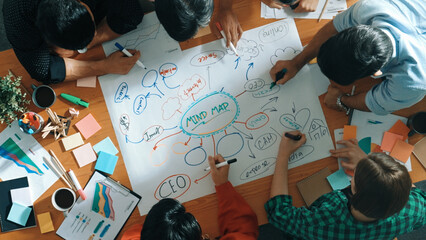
[31,84,56,108]
[54,188,75,209]
[408,112,426,136]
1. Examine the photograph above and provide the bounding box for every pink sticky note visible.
[381,132,404,152]
[72,143,97,167]
[390,140,414,163]
[76,76,97,88]
[75,114,101,139]
[388,120,410,141]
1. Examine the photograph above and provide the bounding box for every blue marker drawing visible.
[42,163,49,170]
[133,94,148,115]
[367,119,383,124]
[234,57,241,69]
[114,82,130,103]
[246,62,254,80]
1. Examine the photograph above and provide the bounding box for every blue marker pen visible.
[115,42,147,69]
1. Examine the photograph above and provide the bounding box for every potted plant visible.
[0,71,30,126]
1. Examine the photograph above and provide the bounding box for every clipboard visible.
[56,171,141,240]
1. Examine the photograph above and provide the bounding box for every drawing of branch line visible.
[122,23,161,49]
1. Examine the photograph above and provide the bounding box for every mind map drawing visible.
[100,15,334,215]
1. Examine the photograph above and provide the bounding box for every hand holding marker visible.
[285,132,301,141]
[115,42,147,69]
[215,22,239,56]
[204,158,237,171]
[271,68,287,89]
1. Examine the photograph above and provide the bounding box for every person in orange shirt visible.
[121,154,259,240]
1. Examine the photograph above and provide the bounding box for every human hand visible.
[278,131,306,156]
[261,0,286,9]
[324,84,345,111]
[208,155,229,186]
[211,7,243,47]
[330,139,367,170]
[270,60,302,85]
[51,46,78,58]
[294,0,319,13]
[104,50,140,75]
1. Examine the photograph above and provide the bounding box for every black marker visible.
[271,68,287,89]
[285,132,301,141]
[204,158,237,171]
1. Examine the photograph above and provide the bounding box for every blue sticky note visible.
[358,137,372,154]
[7,202,32,226]
[95,151,118,174]
[93,137,119,155]
[327,169,351,190]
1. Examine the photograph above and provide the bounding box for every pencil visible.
[43,156,74,190]
[318,0,330,22]
[49,150,77,191]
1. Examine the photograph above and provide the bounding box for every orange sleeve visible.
[121,224,143,240]
[215,181,259,240]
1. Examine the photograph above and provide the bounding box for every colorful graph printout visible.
[0,138,44,175]
[92,182,115,220]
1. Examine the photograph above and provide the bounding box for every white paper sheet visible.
[100,15,334,215]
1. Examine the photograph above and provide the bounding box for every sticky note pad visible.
[388,120,410,141]
[381,131,404,152]
[7,202,32,226]
[62,132,84,151]
[390,140,414,163]
[72,143,97,167]
[37,212,54,233]
[11,187,32,206]
[95,151,118,174]
[77,76,97,88]
[358,137,371,154]
[327,169,351,190]
[75,114,102,139]
[343,125,357,140]
[93,137,119,155]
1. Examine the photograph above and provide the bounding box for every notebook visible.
[296,168,332,207]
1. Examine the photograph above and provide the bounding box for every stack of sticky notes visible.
[72,143,97,167]
[381,120,413,163]
[95,151,119,174]
[75,114,102,140]
[93,137,119,155]
[7,202,32,226]
[62,132,84,151]
[37,212,54,233]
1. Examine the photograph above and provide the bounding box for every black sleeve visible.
[3,0,66,84]
[106,0,144,34]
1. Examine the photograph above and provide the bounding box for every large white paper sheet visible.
[0,121,58,201]
[100,15,334,215]
[261,0,347,19]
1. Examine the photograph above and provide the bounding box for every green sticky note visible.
[358,137,371,154]
[7,202,32,226]
[327,169,351,190]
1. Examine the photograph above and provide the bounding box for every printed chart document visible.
[56,171,141,240]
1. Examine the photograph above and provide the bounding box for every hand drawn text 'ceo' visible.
[180,92,240,138]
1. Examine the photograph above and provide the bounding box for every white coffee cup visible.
[51,188,76,216]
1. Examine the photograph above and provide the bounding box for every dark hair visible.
[141,198,202,240]
[317,25,393,85]
[155,0,213,42]
[351,153,412,219]
[36,0,95,50]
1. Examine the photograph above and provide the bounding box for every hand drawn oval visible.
[154,174,191,200]
[172,142,190,155]
[217,133,244,158]
[114,82,130,103]
[141,70,158,88]
[180,91,240,138]
[149,144,169,167]
[159,63,178,78]
[119,114,130,135]
[258,21,289,43]
[133,94,147,115]
[252,85,280,98]
[240,157,276,180]
[184,146,207,166]
[244,78,265,92]
[254,133,277,150]
[190,50,225,67]
[279,108,311,131]
[245,112,269,130]
[289,145,314,164]
[143,125,164,142]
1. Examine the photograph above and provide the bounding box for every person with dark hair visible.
[155,0,243,47]
[3,0,144,84]
[269,0,426,115]
[121,154,259,240]
[265,132,426,239]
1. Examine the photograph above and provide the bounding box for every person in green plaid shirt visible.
[265,131,426,240]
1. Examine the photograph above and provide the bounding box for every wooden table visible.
[0,0,425,239]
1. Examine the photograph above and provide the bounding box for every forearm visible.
[88,18,121,49]
[219,0,233,10]
[293,21,338,69]
[341,92,370,112]
[63,58,107,81]
[270,151,291,198]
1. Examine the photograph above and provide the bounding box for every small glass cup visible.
[18,112,44,134]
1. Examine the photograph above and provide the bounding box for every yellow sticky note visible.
[61,132,84,151]
[390,140,414,163]
[343,125,357,140]
[37,212,54,233]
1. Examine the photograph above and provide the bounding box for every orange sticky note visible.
[381,132,403,152]
[388,120,410,141]
[37,212,54,233]
[75,114,102,139]
[343,125,357,140]
[390,140,414,163]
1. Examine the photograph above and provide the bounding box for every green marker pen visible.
[60,93,89,108]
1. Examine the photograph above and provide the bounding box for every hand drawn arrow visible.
[270,127,282,138]
[232,126,253,139]
[234,57,241,69]
[146,92,162,99]
[247,140,256,158]
[194,171,211,184]
[292,102,296,114]
[153,130,182,150]
[163,126,178,131]
[263,107,277,113]
[261,97,279,109]
[184,137,191,145]
[246,62,254,80]
[125,135,144,144]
